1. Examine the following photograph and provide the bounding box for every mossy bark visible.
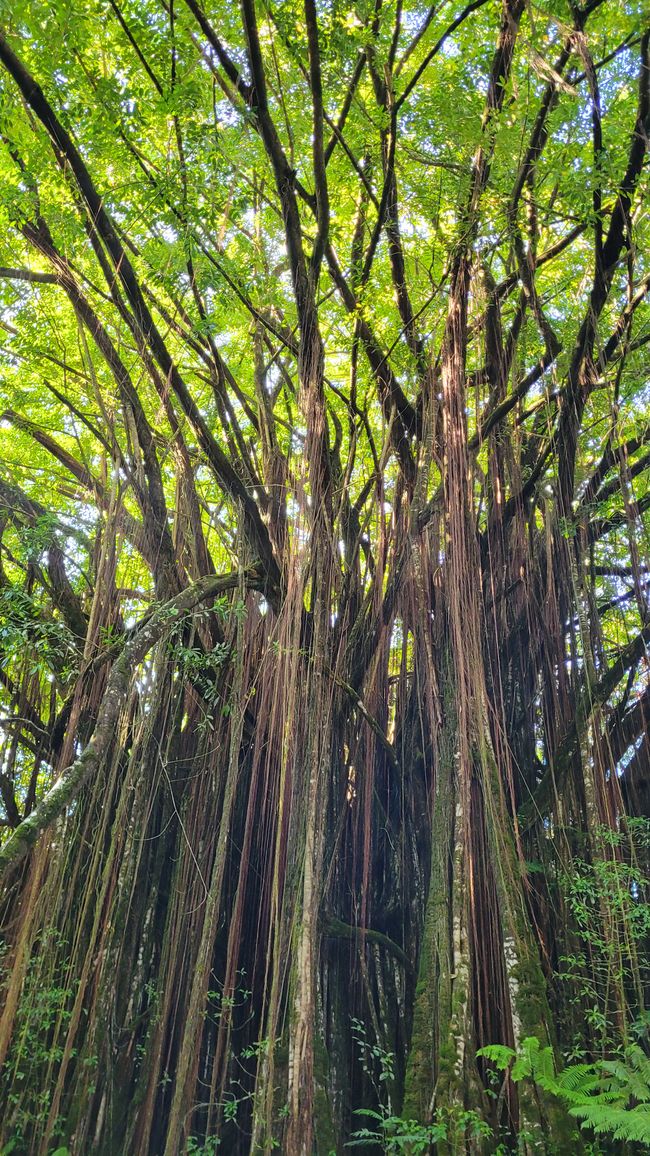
[403,673,478,1137]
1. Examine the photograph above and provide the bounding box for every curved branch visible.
[0,571,262,880]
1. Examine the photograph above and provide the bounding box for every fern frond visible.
[476,1044,516,1071]
[570,1103,650,1143]
[555,1062,598,1094]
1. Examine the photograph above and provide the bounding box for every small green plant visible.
[241,1035,279,1060]
[348,1018,492,1152]
[347,1106,492,1152]
[350,1017,395,1090]
[0,930,90,1148]
[186,1135,220,1155]
[553,820,650,1060]
[347,1109,447,1152]
[478,1036,650,1145]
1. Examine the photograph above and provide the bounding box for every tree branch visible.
[0,571,262,879]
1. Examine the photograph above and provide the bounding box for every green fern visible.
[476,1043,516,1071]
[478,1039,650,1145]
[569,1103,650,1143]
[513,1036,556,1087]
[561,1045,650,1143]
[550,1063,601,1104]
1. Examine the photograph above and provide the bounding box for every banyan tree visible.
[0,0,649,1151]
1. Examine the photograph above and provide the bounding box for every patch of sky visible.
[400,214,435,240]
[266,364,280,394]
[617,733,646,779]
[441,38,460,59]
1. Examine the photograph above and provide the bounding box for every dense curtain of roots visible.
[1,474,647,1153]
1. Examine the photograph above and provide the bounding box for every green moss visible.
[313,1084,337,1155]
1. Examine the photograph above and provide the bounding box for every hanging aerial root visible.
[0,570,262,880]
